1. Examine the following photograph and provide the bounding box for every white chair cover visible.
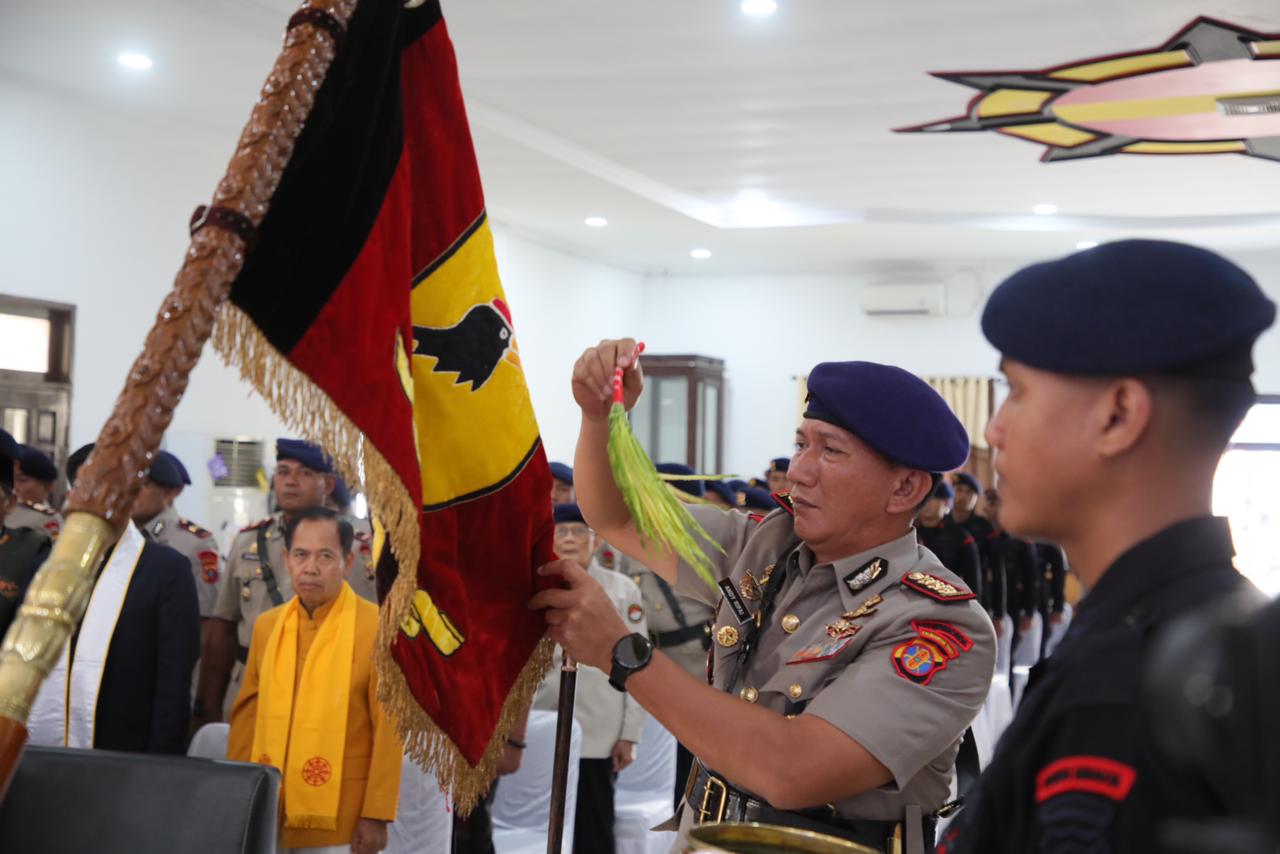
[1043,603,1073,658]
[615,714,677,854]
[1010,611,1044,710]
[386,757,453,854]
[493,710,581,854]
[969,673,1014,769]
[994,615,1014,676]
[187,722,230,759]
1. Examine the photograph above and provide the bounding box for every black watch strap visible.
[609,632,654,692]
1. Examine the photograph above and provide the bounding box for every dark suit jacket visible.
[88,538,200,754]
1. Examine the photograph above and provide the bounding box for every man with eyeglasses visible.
[534,503,647,854]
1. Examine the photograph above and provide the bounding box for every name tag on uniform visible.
[717,579,752,625]
[240,552,260,562]
[788,632,858,664]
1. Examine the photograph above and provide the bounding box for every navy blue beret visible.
[276,438,332,473]
[656,462,705,498]
[549,461,573,486]
[983,240,1275,377]
[553,503,586,525]
[147,452,187,489]
[161,451,192,486]
[18,446,58,482]
[768,457,790,475]
[740,487,777,512]
[804,361,969,473]
[331,475,352,508]
[952,472,982,495]
[705,480,737,506]
[66,443,94,486]
[932,480,955,501]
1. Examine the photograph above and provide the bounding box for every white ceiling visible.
[3,0,1279,275]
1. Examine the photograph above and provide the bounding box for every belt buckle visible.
[698,774,728,824]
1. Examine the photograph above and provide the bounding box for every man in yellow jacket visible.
[229,505,402,854]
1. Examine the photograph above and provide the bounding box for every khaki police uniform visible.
[346,516,379,603]
[5,499,63,542]
[143,504,223,618]
[609,550,714,681]
[211,512,291,718]
[673,498,995,842]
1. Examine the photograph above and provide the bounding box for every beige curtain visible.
[924,376,994,451]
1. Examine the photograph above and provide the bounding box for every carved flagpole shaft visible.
[0,0,358,800]
[547,654,578,854]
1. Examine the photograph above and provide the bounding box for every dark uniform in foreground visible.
[916,480,983,601]
[0,431,51,638]
[941,240,1275,852]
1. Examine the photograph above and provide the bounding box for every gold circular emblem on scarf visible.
[715,625,740,647]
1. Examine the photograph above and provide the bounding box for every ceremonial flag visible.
[212,0,555,808]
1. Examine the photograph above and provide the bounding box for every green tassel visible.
[607,400,722,590]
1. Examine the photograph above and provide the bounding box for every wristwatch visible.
[608,632,654,692]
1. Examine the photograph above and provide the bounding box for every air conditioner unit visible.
[860,284,946,317]
[207,437,269,542]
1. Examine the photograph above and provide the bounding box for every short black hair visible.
[284,505,354,554]
[1146,375,1257,451]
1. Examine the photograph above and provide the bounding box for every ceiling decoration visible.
[900,17,1280,163]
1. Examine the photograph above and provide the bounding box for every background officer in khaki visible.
[531,343,996,852]
[647,463,718,809]
[132,450,223,618]
[198,438,334,726]
[6,445,63,541]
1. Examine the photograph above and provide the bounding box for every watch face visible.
[616,633,651,669]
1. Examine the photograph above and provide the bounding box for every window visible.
[1213,396,1280,596]
[627,355,724,472]
[0,314,51,374]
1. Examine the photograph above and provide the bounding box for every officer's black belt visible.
[236,644,249,664]
[685,761,926,852]
[652,623,710,649]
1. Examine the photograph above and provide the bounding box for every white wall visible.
[639,253,1280,477]
[494,230,644,464]
[7,74,1280,509]
[635,270,1003,476]
[0,75,642,514]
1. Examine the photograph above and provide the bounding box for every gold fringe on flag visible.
[213,300,554,812]
[378,629,554,815]
[210,302,421,590]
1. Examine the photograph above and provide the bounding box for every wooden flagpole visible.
[0,0,358,800]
